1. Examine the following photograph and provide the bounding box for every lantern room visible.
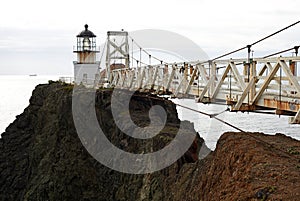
[73,24,99,63]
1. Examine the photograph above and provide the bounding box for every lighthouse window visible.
[83,38,91,51]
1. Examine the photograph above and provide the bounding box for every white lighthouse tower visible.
[73,24,100,85]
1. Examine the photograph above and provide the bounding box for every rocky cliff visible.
[0,82,300,201]
[0,82,207,201]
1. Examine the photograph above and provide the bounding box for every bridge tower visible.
[73,24,100,85]
[105,30,129,83]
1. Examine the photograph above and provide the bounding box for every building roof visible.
[77,24,96,38]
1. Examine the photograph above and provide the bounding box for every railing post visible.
[249,60,257,100]
[209,61,216,98]
[184,63,188,80]
[189,64,194,75]
[243,62,249,83]
[289,60,296,75]
[289,60,296,87]
[162,64,169,91]
[164,64,168,74]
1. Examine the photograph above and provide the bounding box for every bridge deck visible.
[106,56,300,124]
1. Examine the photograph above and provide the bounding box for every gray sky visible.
[0,0,299,75]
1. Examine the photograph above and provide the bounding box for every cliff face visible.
[1,82,300,201]
[163,132,300,201]
[0,82,207,201]
[199,133,300,200]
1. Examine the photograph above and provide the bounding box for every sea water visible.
[0,75,60,136]
[174,99,300,149]
[0,75,299,150]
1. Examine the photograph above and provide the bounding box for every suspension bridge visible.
[63,22,300,124]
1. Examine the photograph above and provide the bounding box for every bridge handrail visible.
[110,56,300,70]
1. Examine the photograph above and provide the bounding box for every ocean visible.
[174,99,300,149]
[0,75,299,150]
[0,75,60,137]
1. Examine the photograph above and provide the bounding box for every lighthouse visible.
[73,24,100,85]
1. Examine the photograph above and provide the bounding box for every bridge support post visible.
[165,64,176,92]
[189,64,194,75]
[243,62,249,82]
[162,64,169,91]
[289,61,296,76]
[249,61,257,101]
[184,63,188,81]
[289,61,296,88]
[209,61,216,99]
[164,64,168,74]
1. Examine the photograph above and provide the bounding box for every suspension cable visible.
[131,55,148,66]
[211,46,247,61]
[263,46,300,58]
[210,21,300,62]
[128,35,168,65]
[252,21,300,46]
[127,93,243,131]
[175,103,245,132]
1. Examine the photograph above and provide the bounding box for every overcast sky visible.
[0,0,299,75]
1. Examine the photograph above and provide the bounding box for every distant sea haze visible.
[0,75,299,150]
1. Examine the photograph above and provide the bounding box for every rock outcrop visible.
[0,82,207,201]
[1,82,300,201]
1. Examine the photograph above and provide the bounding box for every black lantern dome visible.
[77,24,96,38]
